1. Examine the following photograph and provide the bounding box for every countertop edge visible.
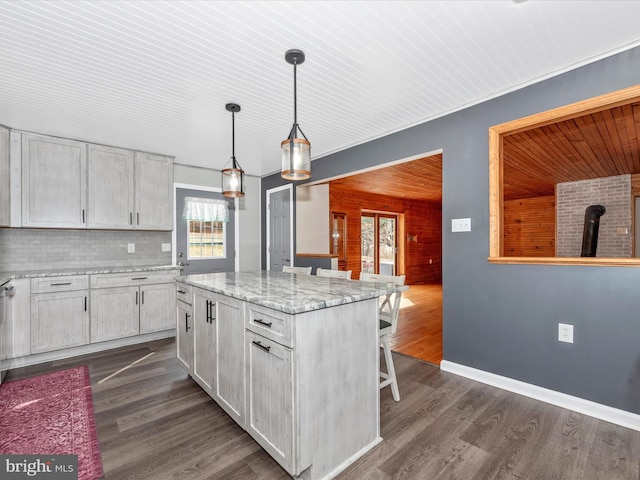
[2,265,181,279]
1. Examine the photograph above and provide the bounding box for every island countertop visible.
[178,270,407,315]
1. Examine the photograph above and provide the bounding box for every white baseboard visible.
[9,330,175,370]
[440,360,640,432]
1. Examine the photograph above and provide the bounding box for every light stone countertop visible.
[178,270,408,315]
[1,265,180,279]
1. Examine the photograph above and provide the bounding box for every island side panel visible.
[296,297,380,480]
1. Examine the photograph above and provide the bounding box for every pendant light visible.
[281,49,311,181]
[221,103,245,197]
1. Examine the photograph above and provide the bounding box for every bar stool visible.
[283,266,312,274]
[316,267,352,279]
[360,272,406,401]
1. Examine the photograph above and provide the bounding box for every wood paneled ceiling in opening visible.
[327,154,442,203]
[503,101,640,201]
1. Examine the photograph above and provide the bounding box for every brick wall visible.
[0,229,172,272]
[556,174,631,257]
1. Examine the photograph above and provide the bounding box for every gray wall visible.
[262,46,640,414]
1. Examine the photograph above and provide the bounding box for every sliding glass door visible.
[361,213,397,275]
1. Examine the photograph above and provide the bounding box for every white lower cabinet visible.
[245,330,294,473]
[176,295,193,374]
[139,283,175,333]
[6,269,179,362]
[178,284,245,425]
[90,287,139,343]
[213,293,245,425]
[91,272,177,344]
[177,281,379,480]
[31,290,90,354]
[192,287,215,393]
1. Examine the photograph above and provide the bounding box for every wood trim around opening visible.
[488,83,640,267]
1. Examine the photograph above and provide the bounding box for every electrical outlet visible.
[452,218,471,232]
[161,243,171,252]
[558,323,574,343]
[127,243,135,254]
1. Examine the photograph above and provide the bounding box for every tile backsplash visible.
[0,228,172,272]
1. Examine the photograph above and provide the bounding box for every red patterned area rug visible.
[0,365,104,480]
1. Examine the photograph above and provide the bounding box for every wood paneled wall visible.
[329,185,442,284]
[503,195,556,256]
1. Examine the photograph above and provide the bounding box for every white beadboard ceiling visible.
[1,1,640,177]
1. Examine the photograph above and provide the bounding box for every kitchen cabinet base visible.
[7,329,174,370]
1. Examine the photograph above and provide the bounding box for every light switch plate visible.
[162,243,171,252]
[452,218,471,232]
[128,243,135,253]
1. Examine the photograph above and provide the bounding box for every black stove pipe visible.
[580,205,606,257]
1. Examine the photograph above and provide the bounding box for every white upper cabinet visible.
[16,131,173,231]
[0,126,9,226]
[87,144,135,229]
[22,133,87,228]
[134,152,173,230]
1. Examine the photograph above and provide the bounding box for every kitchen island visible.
[175,270,407,480]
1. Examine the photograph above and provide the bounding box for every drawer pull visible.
[254,318,273,328]
[206,300,216,323]
[252,340,271,353]
[177,289,186,294]
[131,277,148,281]
[50,282,72,286]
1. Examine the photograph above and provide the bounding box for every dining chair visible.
[316,267,352,279]
[282,265,312,274]
[359,272,406,401]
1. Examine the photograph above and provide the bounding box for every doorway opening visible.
[321,151,443,365]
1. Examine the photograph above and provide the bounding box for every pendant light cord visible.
[293,58,298,136]
[231,110,237,169]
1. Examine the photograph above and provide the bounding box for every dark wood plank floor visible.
[390,283,442,366]
[5,338,639,480]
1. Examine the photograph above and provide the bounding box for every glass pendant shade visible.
[221,165,244,197]
[281,137,311,180]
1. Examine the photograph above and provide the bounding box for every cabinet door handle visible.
[141,291,144,305]
[137,212,140,225]
[84,296,87,312]
[205,300,210,323]
[185,313,191,331]
[82,209,85,223]
[210,302,216,322]
[50,282,72,287]
[136,291,139,305]
[132,277,148,281]
[254,318,272,328]
[252,340,271,353]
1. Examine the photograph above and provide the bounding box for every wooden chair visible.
[359,272,406,401]
[316,267,352,279]
[282,265,312,274]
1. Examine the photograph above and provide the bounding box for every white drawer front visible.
[91,270,178,289]
[245,303,293,348]
[30,275,89,293]
[175,282,192,305]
